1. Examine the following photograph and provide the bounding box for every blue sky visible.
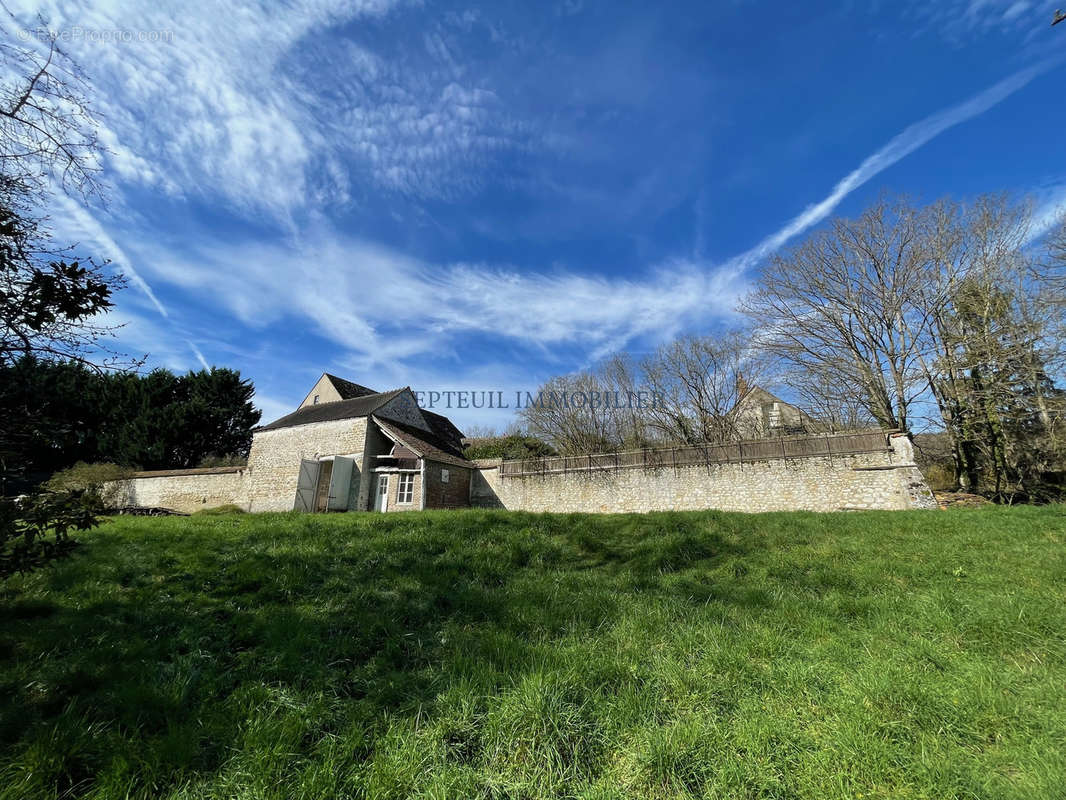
[10,0,1066,430]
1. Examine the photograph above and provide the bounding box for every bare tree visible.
[745,193,1063,497]
[461,424,499,440]
[0,20,103,203]
[522,331,770,454]
[742,196,932,432]
[640,331,767,445]
[786,365,876,431]
[0,17,124,368]
[519,371,626,455]
[910,196,1032,490]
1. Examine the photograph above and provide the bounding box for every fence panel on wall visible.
[499,429,894,478]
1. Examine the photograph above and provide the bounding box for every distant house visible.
[733,385,816,438]
[247,373,473,513]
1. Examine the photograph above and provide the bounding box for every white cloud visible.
[93,307,193,372]
[8,0,532,221]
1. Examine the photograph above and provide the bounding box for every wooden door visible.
[373,474,389,512]
[293,459,320,512]
[327,456,354,511]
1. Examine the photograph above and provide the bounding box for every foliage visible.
[0,489,100,578]
[463,434,557,461]
[44,461,132,492]
[0,26,121,369]
[0,357,261,487]
[1,508,1065,798]
[0,199,122,369]
[44,462,133,509]
[0,27,112,577]
[196,454,248,468]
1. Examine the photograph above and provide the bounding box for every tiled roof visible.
[374,417,474,468]
[324,373,378,399]
[421,409,466,452]
[258,388,407,431]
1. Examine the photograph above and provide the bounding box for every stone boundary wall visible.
[473,433,935,513]
[109,467,249,514]
[107,432,935,516]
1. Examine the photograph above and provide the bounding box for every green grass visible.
[1,507,1065,799]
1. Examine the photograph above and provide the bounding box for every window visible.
[397,473,414,504]
[313,395,320,405]
[441,468,450,483]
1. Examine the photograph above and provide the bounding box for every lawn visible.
[1,507,1065,799]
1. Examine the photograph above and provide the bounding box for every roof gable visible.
[376,389,433,433]
[297,373,379,410]
[374,416,474,468]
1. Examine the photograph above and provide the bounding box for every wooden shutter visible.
[293,459,320,512]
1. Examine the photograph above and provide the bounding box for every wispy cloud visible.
[121,230,748,371]
[8,0,533,220]
[1027,178,1066,243]
[54,196,169,317]
[907,0,1053,40]
[725,58,1059,273]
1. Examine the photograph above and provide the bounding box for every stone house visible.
[733,385,816,438]
[245,374,474,513]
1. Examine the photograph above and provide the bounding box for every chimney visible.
[736,374,750,398]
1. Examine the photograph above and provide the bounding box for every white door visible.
[293,459,320,512]
[327,456,355,511]
[373,474,389,512]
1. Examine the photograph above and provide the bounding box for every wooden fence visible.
[499,429,895,478]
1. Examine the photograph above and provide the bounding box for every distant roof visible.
[375,416,474,468]
[324,373,378,399]
[258,387,406,431]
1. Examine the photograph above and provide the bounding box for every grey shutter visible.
[327,456,354,511]
[293,459,320,512]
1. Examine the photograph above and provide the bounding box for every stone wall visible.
[109,467,248,514]
[107,427,935,517]
[245,418,369,512]
[473,433,935,513]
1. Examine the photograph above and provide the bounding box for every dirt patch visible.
[934,491,993,510]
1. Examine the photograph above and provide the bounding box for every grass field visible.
[1,507,1065,799]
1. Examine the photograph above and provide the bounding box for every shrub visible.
[464,435,557,461]
[45,462,133,509]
